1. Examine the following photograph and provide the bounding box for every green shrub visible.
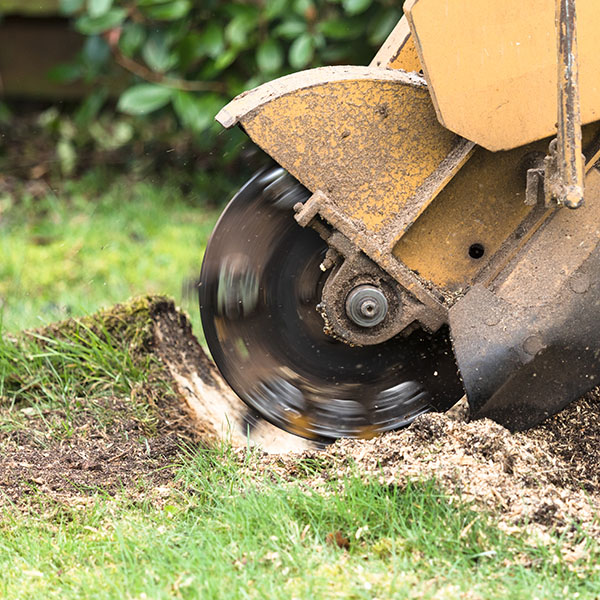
[59,0,403,134]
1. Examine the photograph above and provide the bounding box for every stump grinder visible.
[199,0,600,441]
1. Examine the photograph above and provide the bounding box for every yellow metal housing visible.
[216,66,460,236]
[405,0,600,150]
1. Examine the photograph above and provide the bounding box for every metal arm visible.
[548,0,585,208]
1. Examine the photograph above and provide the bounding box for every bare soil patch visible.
[0,296,309,505]
[2,295,600,537]
[0,396,194,503]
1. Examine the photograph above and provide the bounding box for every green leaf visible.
[174,32,201,69]
[318,18,363,40]
[139,0,191,21]
[117,84,173,115]
[75,7,126,34]
[273,19,306,40]
[89,120,134,150]
[196,23,224,59]
[367,8,401,45]
[224,3,259,20]
[212,48,237,72]
[265,0,288,19]
[47,63,82,83]
[172,91,222,132]
[142,32,176,72]
[225,12,258,47]
[119,22,146,57]
[293,0,312,16]
[312,31,326,49]
[57,139,77,176]
[256,39,283,74]
[59,0,84,14]
[75,89,108,126]
[289,32,314,69]
[82,35,111,70]
[342,0,372,16]
[37,107,60,132]
[87,0,112,18]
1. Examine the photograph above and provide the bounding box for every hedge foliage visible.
[58,0,403,136]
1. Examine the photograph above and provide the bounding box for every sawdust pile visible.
[255,392,600,533]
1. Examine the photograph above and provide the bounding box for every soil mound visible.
[2,294,600,535]
[0,296,310,504]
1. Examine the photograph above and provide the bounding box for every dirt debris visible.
[253,393,600,534]
[0,392,198,505]
[2,295,600,538]
[527,389,600,491]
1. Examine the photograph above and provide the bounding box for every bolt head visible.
[346,285,388,328]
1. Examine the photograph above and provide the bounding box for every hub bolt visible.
[345,285,388,328]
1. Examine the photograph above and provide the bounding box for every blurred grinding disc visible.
[199,167,464,442]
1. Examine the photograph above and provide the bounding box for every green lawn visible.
[2,452,599,600]
[0,169,221,337]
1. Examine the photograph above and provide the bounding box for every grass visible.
[0,167,221,336]
[0,296,166,442]
[2,167,600,599]
[1,448,600,599]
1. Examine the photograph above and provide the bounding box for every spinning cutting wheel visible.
[199,167,464,441]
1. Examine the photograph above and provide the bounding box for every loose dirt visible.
[2,296,600,537]
[0,395,194,503]
[254,393,600,535]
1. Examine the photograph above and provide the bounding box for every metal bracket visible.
[545,0,585,208]
[294,191,448,341]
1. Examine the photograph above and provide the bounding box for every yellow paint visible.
[370,16,422,72]
[405,0,600,150]
[285,413,317,439]
[388,36,421,72]
[393,144,539,290]
[394,123,600,291]
[234,67,457,234]
[216,24,600,307]
[359,425,379,439]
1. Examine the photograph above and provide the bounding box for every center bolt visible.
[345,285,388,328]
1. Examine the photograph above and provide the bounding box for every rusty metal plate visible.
[216,66,459,236]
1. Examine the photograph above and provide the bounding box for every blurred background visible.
[0,0,403,336]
